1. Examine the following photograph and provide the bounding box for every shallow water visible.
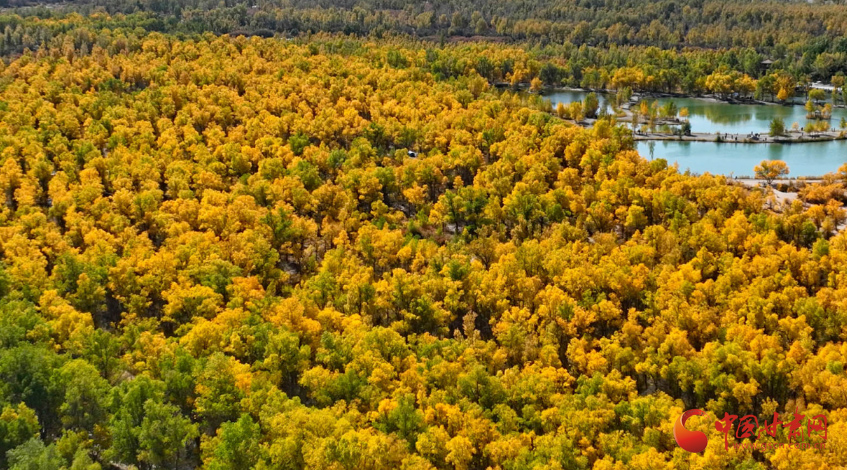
[635,140,847,177]
[544,90,847,176]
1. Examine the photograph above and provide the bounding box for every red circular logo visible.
[674,409,708,453]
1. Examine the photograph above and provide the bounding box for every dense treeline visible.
[0,6,843,99]
[0,31,845,469]
[14,0,847,51]
[9,0,847,64]
[0,10,836,107]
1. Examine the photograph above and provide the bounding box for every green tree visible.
[288,132,310,156]
[202,414,262,470]
[57,360,110,432]
[769,116,786,136]
[583,92,600,119]
[374,394,425,448]
[661,101,678,118]
[194,353,246,433]
[106,376,166,467]
[0,346,62,437]
[0,404,39,469]
[138,401,198,470]
[7,438,63,470]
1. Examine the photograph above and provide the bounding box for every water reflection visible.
[543,90,846,134]
[701,106,753,125]
[543,90,613,109]
[636,140,847,177]
[544,89,847,176]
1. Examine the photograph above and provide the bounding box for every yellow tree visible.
[754,160,790,185]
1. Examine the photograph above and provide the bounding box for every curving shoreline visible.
[541,86,839,108]
[633,130,847,143]
[540,86,847,146]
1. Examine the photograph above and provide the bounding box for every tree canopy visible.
[0,11,843,470]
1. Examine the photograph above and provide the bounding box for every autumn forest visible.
[0,1,846,470]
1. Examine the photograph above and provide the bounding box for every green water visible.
[636,140,847,177]
[646,96,846,135]
[544,89,847,176]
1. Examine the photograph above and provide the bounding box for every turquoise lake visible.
[544,90,847,176]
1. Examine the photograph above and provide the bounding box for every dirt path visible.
[735,179,805,205]
[733,178,847,232]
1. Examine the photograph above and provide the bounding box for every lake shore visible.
[539,85,835,108]
[633,130,847,143]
